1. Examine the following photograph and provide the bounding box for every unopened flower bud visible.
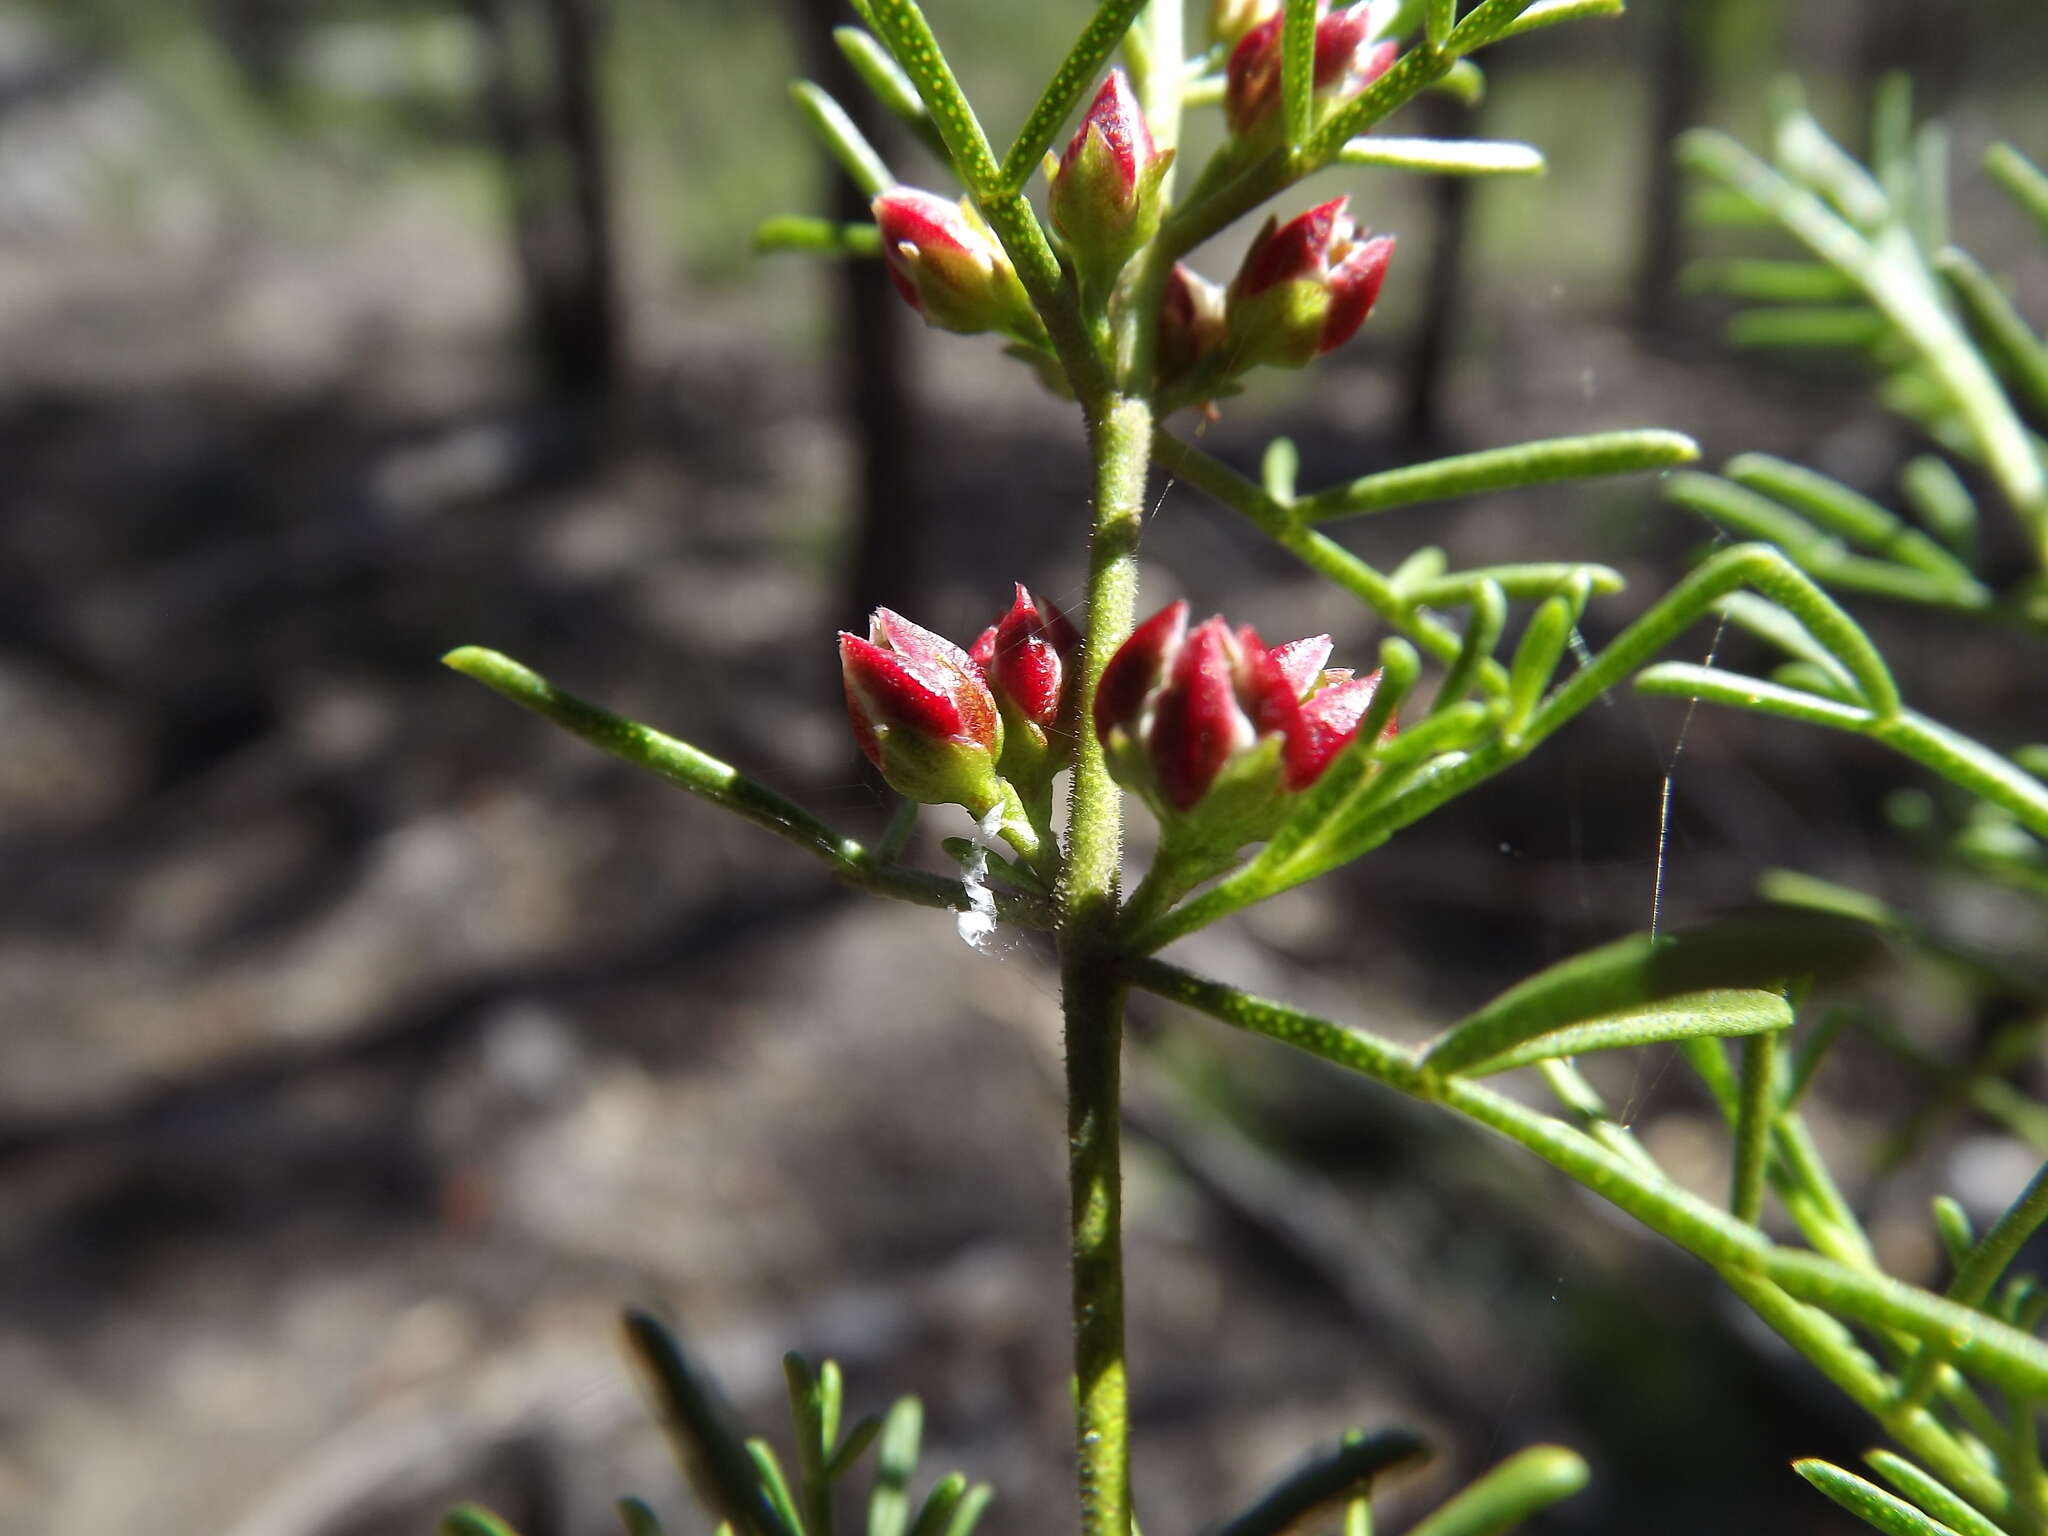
[1094,601,1390,846]
[1157,263,1229,391]
[872,187,1040,340]
[1226,196,1394,369]
[1224,3,1398,139]
[840,607,1007,813]
[970,584,1082,795]
[1050,70,1174,304]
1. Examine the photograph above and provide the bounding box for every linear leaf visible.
[1985,141,2048,240]
[1636,663,1877,730]
[1795,1461,1964,1536]
[1419,911,1884,1077]
[1448,990,1793,1078]
[1726,306,1889,349]
[791,81,893,197]
[1301,430,1698,521]
[867,1398,922,1536]
[1681,257,1861,302]
[1864,1453,2012,1536]
[998,0,1151,190]
[754,217,884,257]
[1405,563,1621,608]
[1492,0,1623,42]
[1404,1446,1590,1536]
[1722,454,1982,589]
[1211,1431,1431,1536]
[441,1509,524,1536]
[1337,135,1545,176]
[617,1498,669,1536]
[624,1311,796,1536]
[1934,246,2048,417]
[1282,0,1317,149]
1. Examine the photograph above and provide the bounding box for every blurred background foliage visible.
[0,3,2044,1536]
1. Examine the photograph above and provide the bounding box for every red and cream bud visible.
[840,607,1006,813]
[1094,601,1392,838]
[872,187,1038,339]
[1226,196,1394,369]
[1157,263,1230,391]
[1050,70,1174,303]
[1224,3,1398,138]
[970,584,1082,793]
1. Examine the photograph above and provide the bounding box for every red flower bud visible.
[1226,196,1394,369]
[1157,263,1230,391]
[872,188,1039,340]
[1224,3,1397,137]
[840,607,1007,811]
[1095,602,1392,830]
[1050,70,1175,303]
[971,585,1082,794]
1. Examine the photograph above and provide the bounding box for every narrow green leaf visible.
[817,1361,844,1457]
[1766,1251,2048,1401]
[1435,58,1486,106]
[998,0,1151,191]
[1491,0,1623,42]
[907,1473,965,1536]
[750,1440,806,1536]
[754,217,884,258]
[1211,1430,1432,1536]
[868,1398,922,1536]
[1727,306,1890,349]
[791,81,894,198]
[861,0,1002,193]
[1445,0,1546,54]
[1636,662,1876,731]
[1794,1460,1966,1536]
[1731,1030,1780,1224]
[1405,1446,1590,1536]
[1424,0,1457,49]
[943,1485,993,1536]
[1431,580,1505,715]
[1899,1163,2048,1405]
[1391,546,1450,596]
[1679,128,2047,552]
[785,1354,831,1536]
[1985,142,2048,241]
[1502,592,1573,740]
[827,1416,884,1482]
[1864,1452,2013,1536]
[1716,592,1859,698]
[1263,436,1300,502]
[1337,135,1543,176]
[1301,430,1698,521]
[1722,454,1982,589]
[1418,910,1884,1078]
[1771,88,1890,230]
[1934,246,2048,418]
[1282,0,1318,149]
[1681,257,1861,302]
[1898,457,1978,559]
[834,28,936,141]
[441,1508,524,1536]
[623,1310,795,1536]
[1447,990,1794,1079]
[1912,120,1949,254]
[1932,1197,1976,1273]
[618,1498,668,1536]
[1405,563,1622,608]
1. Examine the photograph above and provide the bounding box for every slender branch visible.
[442,647,1055,929]
[1059,394,1154,1536]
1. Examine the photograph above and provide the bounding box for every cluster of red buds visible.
[1223,1,1399,140]
[839,589,1080,848]
[1159,195,1394,393]
[1095,600,1392,850]
[869,54,1393,398]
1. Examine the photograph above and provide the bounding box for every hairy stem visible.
[1061,393,1153,1536]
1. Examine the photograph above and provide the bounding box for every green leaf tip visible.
[440,1507,525,1536]
[1405,1445,1590,1536]
[1794,1459,1969,1536]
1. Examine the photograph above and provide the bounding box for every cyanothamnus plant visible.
[440,7,2048,1535]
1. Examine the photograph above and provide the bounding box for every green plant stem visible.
[1898,1162,2048,1410]
[1060,394,1154,1536]
[1127,957,2025,1529]
[441,647,1056,931]
[1731,1030,1779,1225]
